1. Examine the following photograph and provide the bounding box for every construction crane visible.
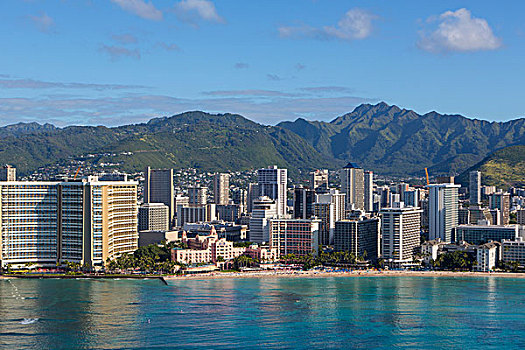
[424,167,430,186]
[73,165,82,180]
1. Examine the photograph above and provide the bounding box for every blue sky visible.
[0,0,523,126]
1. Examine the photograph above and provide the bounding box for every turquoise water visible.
[1,276,525,349]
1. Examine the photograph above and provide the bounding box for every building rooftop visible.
[343,162,361,169]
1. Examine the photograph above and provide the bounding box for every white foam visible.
[20,318,39,325]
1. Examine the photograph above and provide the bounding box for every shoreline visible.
[3,270,525,282]
[164,270,525,281]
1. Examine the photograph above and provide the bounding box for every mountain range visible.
[1,102,524,184]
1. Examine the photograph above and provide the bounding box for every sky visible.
[0,0,524,127]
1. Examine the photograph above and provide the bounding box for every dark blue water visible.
[1,276,525,349]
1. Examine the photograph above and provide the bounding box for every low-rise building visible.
[475,242,498,272]
[455,224,519,245]
[420,239,445,264]
[171,228,245,265]
[502,237,525,265]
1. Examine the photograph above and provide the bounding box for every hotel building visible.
[0,177,138,268]
[269,218,320,257]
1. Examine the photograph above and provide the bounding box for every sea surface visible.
[1,276,525,349]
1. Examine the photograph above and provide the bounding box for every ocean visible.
[1,276,525,349]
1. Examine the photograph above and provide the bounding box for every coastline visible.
[164,270,525,281]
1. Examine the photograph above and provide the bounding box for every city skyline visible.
[1,1,524,127]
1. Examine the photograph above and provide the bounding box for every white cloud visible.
[111,33,138,44]
[418,8,502,53]
[100,45,141,61]
[174,0,224,24]
[30,13,54,33]
[279,8,376,41]
[110,0,163,21]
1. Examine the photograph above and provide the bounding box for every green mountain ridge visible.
[1,103,524,181]
[279,102,525,177]
[457,145,525,188]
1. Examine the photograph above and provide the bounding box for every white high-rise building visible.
[380,206,422,264]
[364,170,374,212]
[428,183,460,242]
[257,166,287,217]
[341,163,364,211]
[310,169,329,191]
[469,171,481,205]
[213,173,230,205]
[139,203,169,232]
[249,197,278,243]
[0,177,138,268]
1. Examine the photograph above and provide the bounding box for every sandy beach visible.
[164,270,525,281]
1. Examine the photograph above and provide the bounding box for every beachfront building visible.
[428,183,460,242]
[269,218,321,258]
[475,242,498,272]
[380,205,422,266]
[455,224,519,245]
[0,176,138,269]
[245,244,279,262]
[420,239,445,265]
[172,228,245,265]
[334,216,380,261]
[249,196,278,243]
[138,203,169,232]
[502,237,525,265]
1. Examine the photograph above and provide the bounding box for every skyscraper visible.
[144,167,174,223]
[188,186,208,206]
[489,192,511,225]
[249,197,278,243]
[364,170,374,212]
[310,169,329,191]
[293,186,315,219]
[257,166,288,217]
[0,165,15,182]
[334,216,380,261]
[139,203,169,232]
[269,218,321,257]
[380,206,422,265]
[428,183,460,242]
[213,173,230,205]
[469,171,481,205]
[0,177,138,268]
[341,163,364,211]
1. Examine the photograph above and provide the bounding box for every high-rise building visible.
[489,192,511,225]
[257,166,287,217]
[364,171,374,212]
[380,206,422,264]
[213,173,230,205]
[334,216,380,261]
[341,163,364,210]
[176,204,216,227]
[247,183,259,214]
[139,203,169,232]
[403,189,421,208]
[428,183,460,242]
[293,186,315,219]
[313,201,334,246]
[312,189,346,246]
[0,177,138,268]
[249,197,277,243]
[0,165,16,182]
[232,188,247,209]
[269,218,321,257]
[518,209,525,226]
[310,169,329,191]
[144,167,174,222]
[188,186,208,206]
[469,171,481,205]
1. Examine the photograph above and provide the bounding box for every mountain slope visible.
[0,112,336,175]
[457,146,525,188]
[279,102,525,176]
